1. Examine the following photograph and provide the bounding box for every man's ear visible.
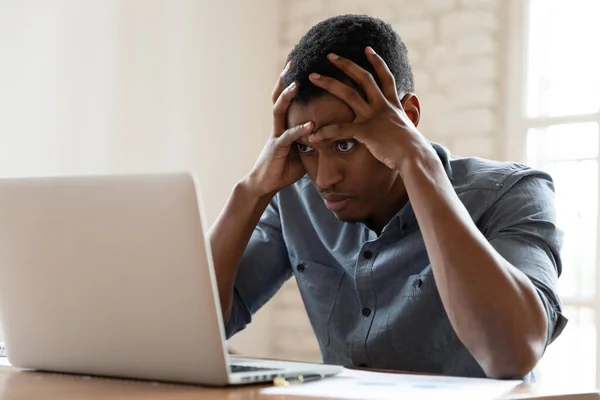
[400,93,421,127]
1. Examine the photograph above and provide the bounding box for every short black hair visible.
[284,14,414,104]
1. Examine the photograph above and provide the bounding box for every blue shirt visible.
[225,142,567,379]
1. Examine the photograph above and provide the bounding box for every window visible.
[511,0,600,389]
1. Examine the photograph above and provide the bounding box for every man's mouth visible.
[321,195,353,212]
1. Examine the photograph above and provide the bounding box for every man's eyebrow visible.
[294,136,310,145]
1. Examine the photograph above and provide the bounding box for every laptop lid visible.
[0,173,231,385]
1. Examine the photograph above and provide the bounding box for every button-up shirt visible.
[225,143,567,379]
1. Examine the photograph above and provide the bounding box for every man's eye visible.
[336,140,356,152]
[297,143,314,153]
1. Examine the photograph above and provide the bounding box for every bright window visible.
[519,0,600,389]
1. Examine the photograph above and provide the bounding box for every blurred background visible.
[1,0,599,390]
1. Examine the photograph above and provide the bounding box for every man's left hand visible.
[307,47,433,174]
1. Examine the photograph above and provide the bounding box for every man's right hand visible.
[245,62,314,198]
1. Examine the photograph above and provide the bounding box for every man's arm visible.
[208,180,273,322]
[401,151,559,379]
[208,61,314,325]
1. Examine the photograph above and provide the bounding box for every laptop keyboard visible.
[230,364,282,373]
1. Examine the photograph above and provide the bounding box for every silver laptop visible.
[0,173,343,386]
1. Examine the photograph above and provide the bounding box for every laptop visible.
[0,173,343,386]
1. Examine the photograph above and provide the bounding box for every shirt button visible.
[362,307,371,317]
[297,263,305,273]
[362,250,373,259]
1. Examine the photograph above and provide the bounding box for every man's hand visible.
[307,47,434,175]
[246,62,314,197]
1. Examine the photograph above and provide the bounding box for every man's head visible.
[284,14,414,102]
[284,14,418,230]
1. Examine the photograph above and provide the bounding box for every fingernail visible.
[303,122,312,129]
[366,46,376,55]
[310,73,321,80]
[288,81,297,90]
[283,61,291,72]
[328,53,339,60]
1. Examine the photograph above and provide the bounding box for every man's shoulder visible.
[449,154,552,196]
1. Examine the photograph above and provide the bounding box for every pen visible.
[273,373,324,386]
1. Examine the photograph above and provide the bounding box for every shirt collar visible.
[431,141,453,180]
[382,141,453,236]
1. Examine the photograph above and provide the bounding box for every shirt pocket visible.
[290,257,345,347]
[385,273,454,373]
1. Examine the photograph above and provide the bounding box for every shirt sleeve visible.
[480,167,568,347]
[224,194,293,338]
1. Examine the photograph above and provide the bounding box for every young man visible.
[209,14,566,380]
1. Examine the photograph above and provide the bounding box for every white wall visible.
[0,0,281,351]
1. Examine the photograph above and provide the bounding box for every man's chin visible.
[330,210,365,224]
[325,199,369,223]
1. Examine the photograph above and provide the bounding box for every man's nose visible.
[315,156,343,190]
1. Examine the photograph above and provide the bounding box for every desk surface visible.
[0,364,598,400]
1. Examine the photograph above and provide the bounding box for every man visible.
[209,14,566,380]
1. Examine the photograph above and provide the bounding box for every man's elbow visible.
[481,340,545,379]
[480,297,548,379]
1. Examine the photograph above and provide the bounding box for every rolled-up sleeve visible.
[481,168,568,347]
[225,194,293,338]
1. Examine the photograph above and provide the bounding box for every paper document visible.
[261,368,522,400]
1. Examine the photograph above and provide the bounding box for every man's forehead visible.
[286,94,354,131]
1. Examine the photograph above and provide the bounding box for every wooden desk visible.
[0,364,598,400]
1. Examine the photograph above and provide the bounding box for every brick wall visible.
[267,0,511,362]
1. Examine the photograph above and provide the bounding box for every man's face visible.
[287,93,401,223]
